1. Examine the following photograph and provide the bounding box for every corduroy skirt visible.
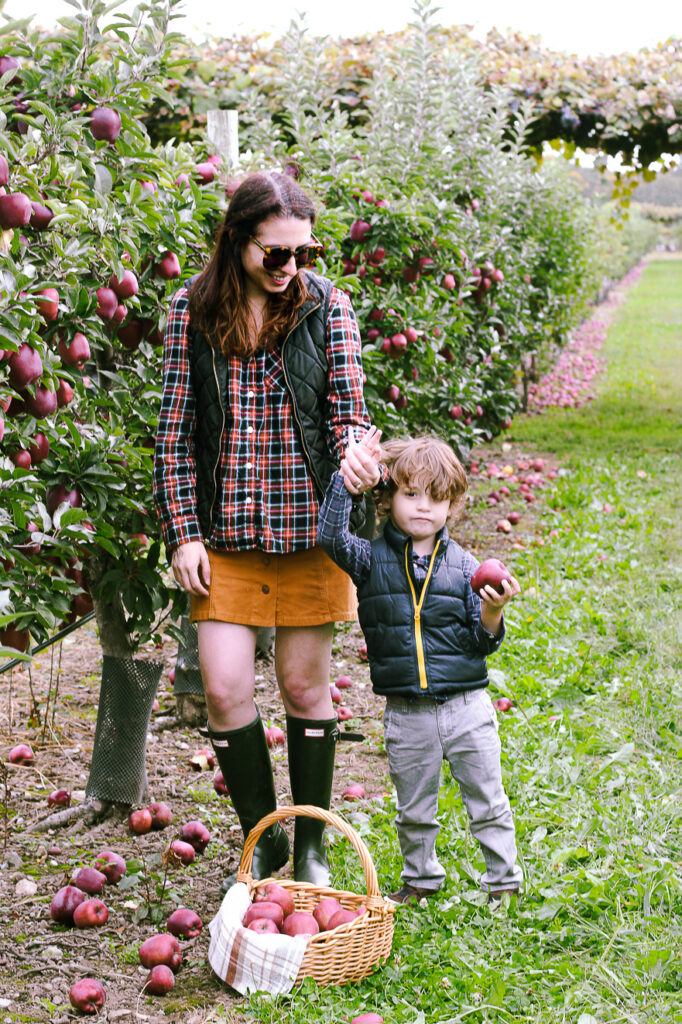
[189,546,358,627]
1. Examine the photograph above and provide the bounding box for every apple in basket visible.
[327,906,365,930]
[254,883,295,918]
[281,911,319,937]
[243,901,284,929]
[247,918,280,934]
[312,897,344,931]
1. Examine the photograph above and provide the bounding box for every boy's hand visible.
[479,576,520,636]
[340,425,382,495]
[479,576,521,608]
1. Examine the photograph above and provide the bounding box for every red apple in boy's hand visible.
[470,558,512,596]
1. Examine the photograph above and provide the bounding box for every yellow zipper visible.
[404,540,440,690]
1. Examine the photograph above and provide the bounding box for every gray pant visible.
[383,689,523,893]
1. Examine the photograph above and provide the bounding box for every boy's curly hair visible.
[373,436,468,520]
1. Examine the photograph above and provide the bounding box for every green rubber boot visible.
[208,713,289,886]
[286,715,338,885]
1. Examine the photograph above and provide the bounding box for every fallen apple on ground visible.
[73,898,109,928]
[139,933,182,972]
[180,819,211,853]
[50,884,87,924]
[149,801,173,830]
[47,788,71,807]
[213,769,228,796]
[69,977,106,1014]
[129,807,153,834]
[166,907,203,939]
[265,725,285,747]
[93,850,126,884]
[336,706,353,721]
[189,747,216,770]
[144,964,175,996]
[72,866,106,894]
[492,697,514,713]
[335,674,352,689]
[169,839,196,865]
[342,784,365,802]
[9,743,34,765]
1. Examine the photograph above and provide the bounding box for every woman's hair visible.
[374,436,468,519]
[188,171,317,358]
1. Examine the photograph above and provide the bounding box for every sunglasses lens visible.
[262,248,290,270]
[295,245,323,268]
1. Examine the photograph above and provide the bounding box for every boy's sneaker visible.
[388,883,439,906]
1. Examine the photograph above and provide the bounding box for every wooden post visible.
[207,109,239,167]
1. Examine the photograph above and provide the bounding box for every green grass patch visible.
[237,258,682,1024]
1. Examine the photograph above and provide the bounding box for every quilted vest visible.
[187,271,366,539]
[358,519,489,698]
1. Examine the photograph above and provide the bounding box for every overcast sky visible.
[1,0,677,57]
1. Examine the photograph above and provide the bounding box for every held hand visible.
[479,576,521,609]
[171,541,211,597]
[341,425,382,495]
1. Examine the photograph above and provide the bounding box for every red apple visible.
[180,819,211,853]
[349,220,371,242]
[46,484,82,517]
[56,379,74,407]
[391,333,407,352]
[493,696,513,713]
[155,251,181,280]
[496,519,513,533]
[404,326,418,344]
[117,318,144,350]
[0,192,32,229]
[28,432,50,464]
[69,978,105,1014]
[0,152,8,185]
[72,867,107,895]
[507,511,520,525]
[144,964,174,996]
[312,897,343,931]
[327,907,363,930]
[139,933,182,972]
[73,898,109,928]
[25,384,58,418]
[90,107,121,142]
[129,807,153,834]
[1,626,30,652]
[351,1015,384,1024]
[109,269,138,300]
[265,726,285,747]
[335,674,352,689]
[93,850,126,884]
[442,273,456,290]
[9,743,34,765]
[358,643,368,662]
[149,801,173,830]
[36,287,59,321]
[48,787,71,807]
[112,303,127,325]
[94,286,118,320]
[281,911,319,937]
[450,405,463,420]
[8,343,42,389]
[247,917,280,934]
[342,784,365,802]
[254,883,295,918]
[337,706,353,721]
[418,257,435,273]
[169,839,196,865]
[189,747,216,770]
[243,901,284,929]
[166,907,202,939]
[195,161,215,183]
[29,201,54,230]
[11,448,31,469]
[50,884,87,924]
[213,769,228,796]
[329,684,342,704]
[470,558,512,596]
[58,332,90,368]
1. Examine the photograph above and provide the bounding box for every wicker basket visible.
[236,804,395,986]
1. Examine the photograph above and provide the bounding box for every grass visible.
[218,258,682,1024]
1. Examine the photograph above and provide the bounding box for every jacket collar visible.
[383,518,450,560]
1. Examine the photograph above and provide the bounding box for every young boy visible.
[317,430,523,905]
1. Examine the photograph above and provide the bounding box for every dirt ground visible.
[0,440,556,1023]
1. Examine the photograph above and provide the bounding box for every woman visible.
[153,171,376,886]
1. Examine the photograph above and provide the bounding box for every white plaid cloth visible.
[208,883,309,994]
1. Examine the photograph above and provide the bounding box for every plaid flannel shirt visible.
[153,282,371,554]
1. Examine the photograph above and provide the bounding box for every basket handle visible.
[238,804,382,899]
